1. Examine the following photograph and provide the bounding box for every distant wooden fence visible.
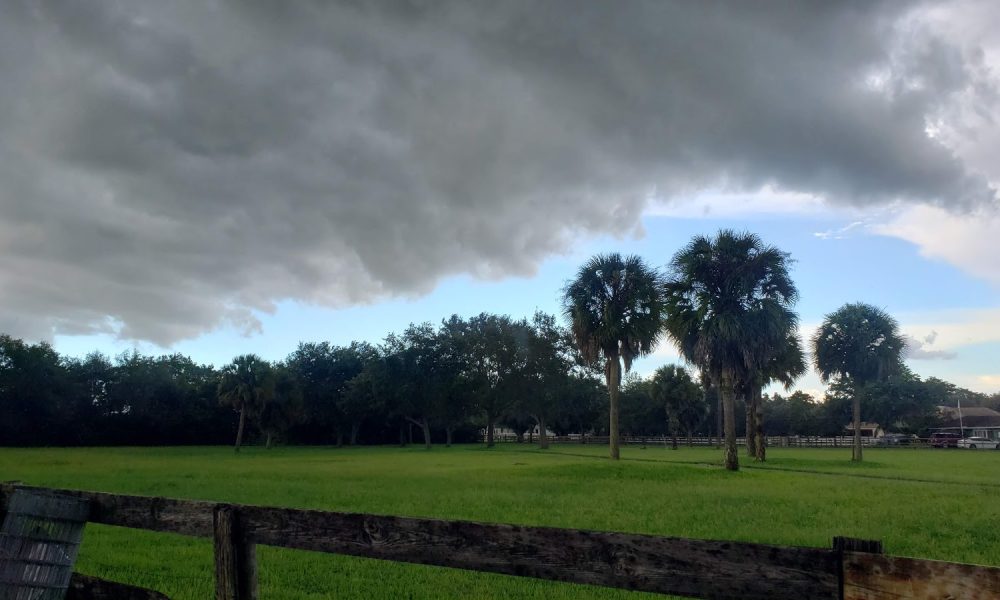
[2,483,999,600]
[490,434,933,448]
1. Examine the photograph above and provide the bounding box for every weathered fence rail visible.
[2,483,999,600]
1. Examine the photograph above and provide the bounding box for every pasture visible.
[1,445,998,599]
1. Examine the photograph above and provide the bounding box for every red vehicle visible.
[929,432,961,448]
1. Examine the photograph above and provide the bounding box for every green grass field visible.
[1,444,998,599]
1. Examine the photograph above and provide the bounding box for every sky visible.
[2,1,1000,396]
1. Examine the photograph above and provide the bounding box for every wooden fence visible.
[491,434,934,448]
[2,483,999,599]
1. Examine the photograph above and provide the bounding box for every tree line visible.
[2,229,997,464]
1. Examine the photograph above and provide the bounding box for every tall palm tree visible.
[218,354,274,453]
[811,303,905,462]
[663,230,798,471]
[563,253,666,460]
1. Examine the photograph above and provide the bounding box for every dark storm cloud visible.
[0,1,995,344]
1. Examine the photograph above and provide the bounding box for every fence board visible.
[843,552,1000,600]
[2,484,839,600]
[239,505,840,600]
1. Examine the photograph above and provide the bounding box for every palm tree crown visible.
[812,303,905,386]
[563,253,666,371]
[664,230,798,375]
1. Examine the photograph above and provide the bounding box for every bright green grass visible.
[1,445,998,599]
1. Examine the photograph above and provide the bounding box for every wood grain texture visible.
[66,572,169,599]
[238,505,841,600]
[844,552,1000,600]
[212,505,257,600]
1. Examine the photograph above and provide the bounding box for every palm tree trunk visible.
[721,369,739,471]
[853,388,863,462]
[745,389,757,457]
[607,356,622,460]
[754,387,766,462]
[335,429,343,448]
[350,422,360,446]
[265,431,272,450]
[716,389,723,449]
[538,415,549,449]
[486,414,495,447]
[446,426,453,447]
[234,408,246,453]
[399,421,407,447]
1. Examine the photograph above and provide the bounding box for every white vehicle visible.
[957,437,1000,449]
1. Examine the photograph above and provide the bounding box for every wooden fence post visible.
[213,504,258,600]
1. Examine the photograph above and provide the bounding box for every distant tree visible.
[0,335,68,445]
[664,231,798,471]
[340,370,378,446]
[549,373,606,439]
[521,312,575,449]
[563,253,666,460]
[287,342,369,446]
[218,354,274,452]
[812,303,905,462]
[464,313,531,447]
[651,365,703,449]
[744,331,806,461]
[619,374,664,448]
[436,316,476,446]
[259,364,304,449]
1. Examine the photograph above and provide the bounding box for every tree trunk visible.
[399,421,407,447]
[721,369,739,471]
[265,432,272,450]
[686,430,693,447]
[716,386,723,449]
[421,419,432,450]
[335,429,343,448]
[754,386,766,462]
[446,426,453,447]
[234,408,246,453]
[486,414,495,447]
[853,388,863,462]
[408,422,413,445]
[528,429,533,444]
[745,389,757,457]
[538,415,549,449]
[669,415,679,450]
[350,422,360,446]
[607,356,622,460]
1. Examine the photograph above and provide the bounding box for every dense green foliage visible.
[1,445,997,599]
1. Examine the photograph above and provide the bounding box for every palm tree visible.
[663,230,798,471]
[218,354,274,452]
[811,303,905,462]
[563,253,666,460]
[743,331,805,461]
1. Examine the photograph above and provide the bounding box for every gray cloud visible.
[903,332,958,360]
[0,1,997,344]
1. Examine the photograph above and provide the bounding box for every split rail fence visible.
[2,482,999,600]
